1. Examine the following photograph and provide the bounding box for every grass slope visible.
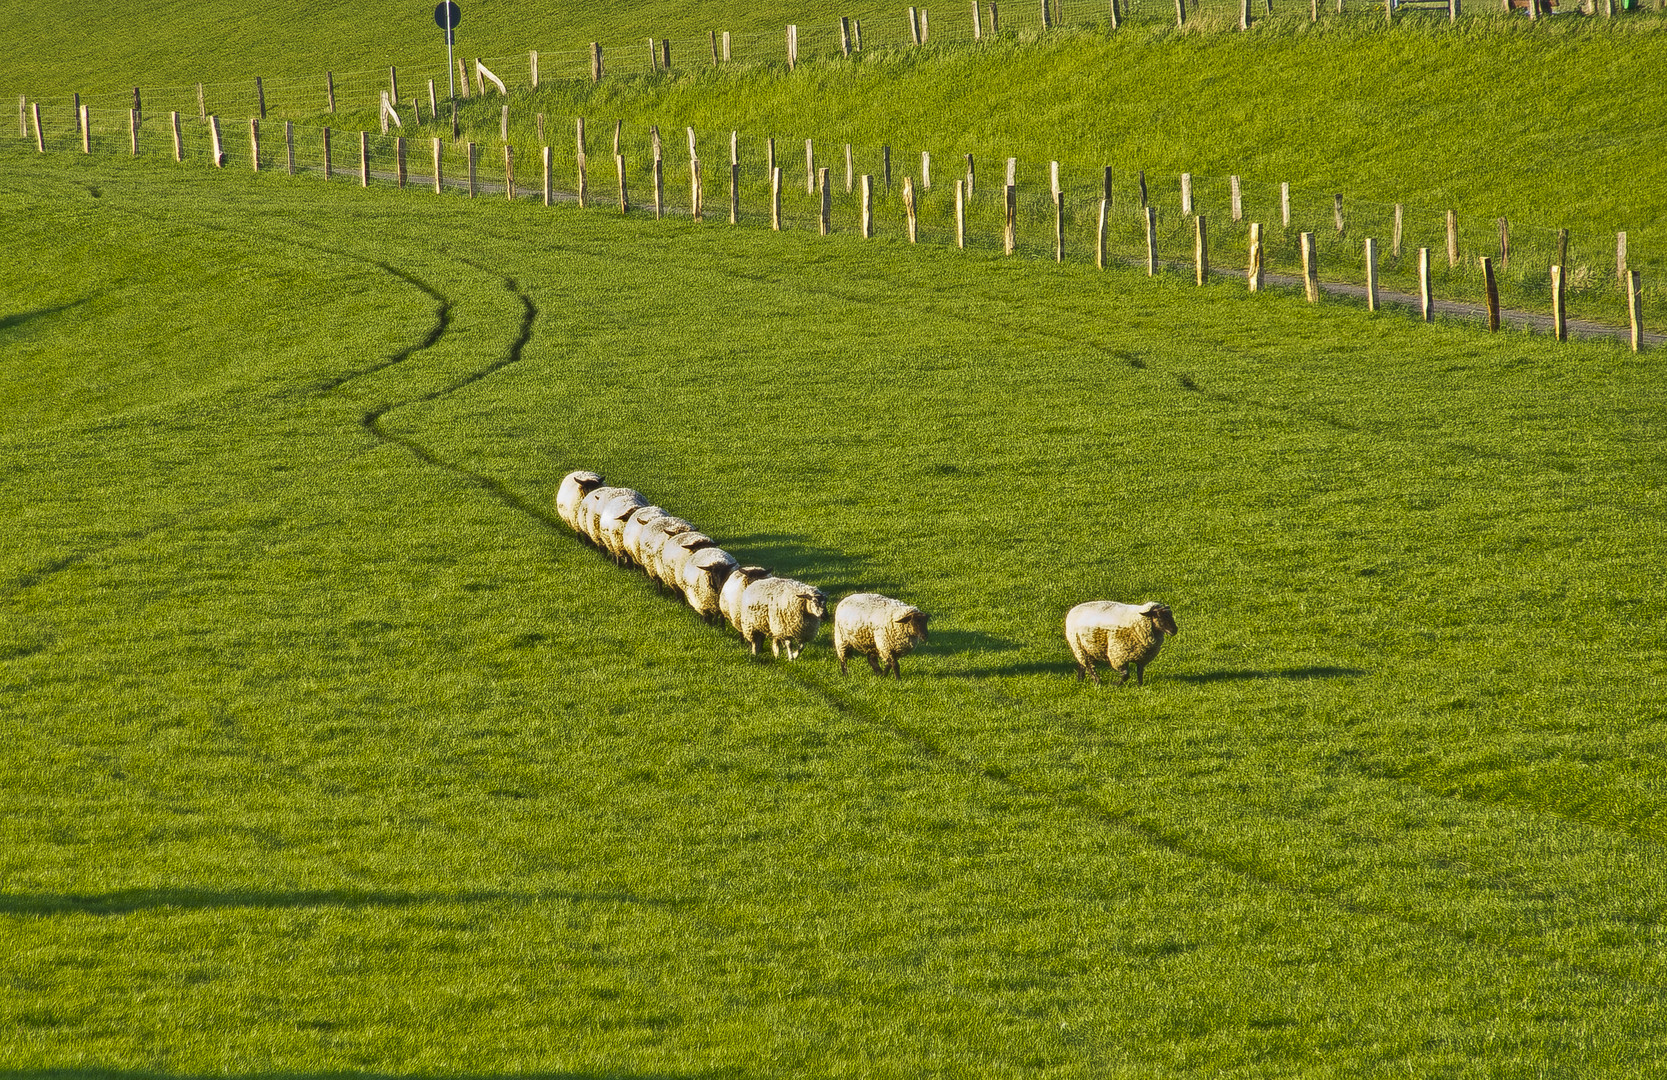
[1,142,1664,1074]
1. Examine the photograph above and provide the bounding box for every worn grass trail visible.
[1,148,1664,1074]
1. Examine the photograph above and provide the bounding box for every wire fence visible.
[26,97,1657,341]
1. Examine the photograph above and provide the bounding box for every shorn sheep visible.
[1064,601,1178,686]
[555,471,605,532]
[832,593,929,678]
[739,577,827,660]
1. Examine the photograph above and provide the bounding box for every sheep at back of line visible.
[739,577,827,660]
[833,593,930,679]
[1065,601,1178,686]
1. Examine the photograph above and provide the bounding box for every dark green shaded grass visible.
[3,147,1665,1074]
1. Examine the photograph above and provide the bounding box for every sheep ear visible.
[893,609,918,623]
[1138,602,1162,615]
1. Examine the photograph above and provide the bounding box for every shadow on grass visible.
[0,297,94,336]
[1171,666,1369,683]
[0,887,690,917]
[0,1072,744,1080]
[718,532,878,596]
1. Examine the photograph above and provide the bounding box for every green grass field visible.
[3,4,1666,1076]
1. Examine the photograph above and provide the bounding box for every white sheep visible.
[720,566,773,634]
[657,531,717,594]
[739,577,827,660]
[680,547,739,624]
[832,593,930,678]
[555,470,605,533]
[575,485,640,544]
[1064,601,1178,686]
[595,491,651,563]
[620,506,673,569]
[633,514,694,580]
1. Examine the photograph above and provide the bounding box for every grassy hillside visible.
[2,132,1665,1073]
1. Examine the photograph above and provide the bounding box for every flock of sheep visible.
[556,470,1178,685]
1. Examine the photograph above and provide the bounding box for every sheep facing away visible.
[555,470,605,533]
[720,566,773,634]
[739,577,828,660]
[1065,601,1178,686]
[832,593,930,678]
[680,547,739,625]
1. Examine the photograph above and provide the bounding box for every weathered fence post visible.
[1195,216,1209,284]
[904,177,919,242]
[956,178,967,250]
[1393,204,1404,257]
[322,126,332,179]
[530,52,538,88]
[654,155,664,219]
[542,145,552,206]
[458,58,471,97]
[1550,264,1566,341]
[618,154,630,213]
[1480,257,1500,331]
[771,166,782,230]
[31,102,43,153]
[249,118,260,171]
[1365,237,1379,310]
[1004,183,1017,255]
[1181,172,1192,214]
[1628,270,1643,353]
[1230,176,1242,222]
[1042,0,1053,29]
[80,106,90,154]
[692,159,704,222]
[1097,166,1112,270]
[576,118,589,208]
[360,130,370,188]
[819,166,830,234]
[1176,0,1188,25]
[661,39,672,71]
[1138,169,1148,207]
[988,1,1000,33]
[285,120,294,174]
[731,132,740,223]
[973,0,983,37]
[909,6,922,44]
[396,136,407,188]
[845,144,855,193]
[1616,231,1628,285]
[787,24,799,70]
[1110,0,1122,29]
[1418,247,1434,322]
[18,95,25,139]
[467,140,477,197]
[806,137,815,194]
[1007,157,1017,188]
[1498,217,1510,269]
[1446,209,1459,268]
[1557,228,1569,269]
[429,80,438,120]
[504,144,515,200]
[710,30,718,64]
[1333,193,1345,235]
[209,115,224,167]
[433,137,444,194]
[1301,232,1319,302]
[1146,206,1159,276]
[591,43,604,82]
[966,153,976,197]
[1249,222,1264,292]
[723,32,732,61]
[861,173,874,237]
[842,17,853,55]
[130,109,139,155]
[923,150,932,191]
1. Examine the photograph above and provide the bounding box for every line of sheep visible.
[555,470,1177,685]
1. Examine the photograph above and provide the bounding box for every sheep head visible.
[1139,602,1178,636]
[894,608,930,643]
[800,589,828,619]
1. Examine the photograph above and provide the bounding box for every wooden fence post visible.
[467,140,477,197]
[806,137,815,194]
[845,144,855,193]
[1097,166,1112,269]
[1616,231,1628,285]
[79,106,89,154]
[1281,182,1291,228]
[429,79,438,119]
[1137,169,1147,207]
[1176,0,1188,25]
[1365,237,1379,310]
[322,126,331,179]
[1498,217,1510,269]
[787,24,798,70]
[1450,0,1460,18]
[618,154,630,213]
[389,66,400,105]
[988,1,1000,33]
[1477,256,1499,330]
[1007,157,1017,188]
[772,166,782,230]
[130,108,139,155]
[1181,172,1192,214]
[973,0,983,38]
[1146,206,1158,276]
[654,155,664,219]
[530,52,538,88]
[923,150,932,191]
[1055,189,1065,263]
[504,144,514,200]
[1419,247,1433,322]
[861,174,873,237]
[1249,222,1264,292]
[1393,204,1404,257]
[1446,209,1459,268]
[693,159,704,222]
[433,137,443,194]
[18,95,25,139]
[32,102,43,153]
[1230,176,1242,221]
[458,58,471,97]
[1301,232,1318,302]
[249,118,260,170]
[592,43,604,82]
[1110,0,1121,29]
[1628,270,1643,353]
[723,32,732,61]
[285,120,294,174]
[1549,264,1565,340]
[209,115,223,167]
[1195,216,1209,284]
[731,132,740,224]
[957,178,967,249]
[1333,193,1345,235]
[1004,183,1016,255]
[396,135,407,188]
[661,39,672,71]
[542,145,552,206]
[710,30,719,64]
[1557,228,1569,269]
[966,153,976,197]
[360,131,370,188]
[1042,0,1053,29]
[820,167,831,234]
[905,177,919,242]
[172,111,183,162]
[909,6,921,44]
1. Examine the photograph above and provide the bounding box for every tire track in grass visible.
[770,662,1664,998]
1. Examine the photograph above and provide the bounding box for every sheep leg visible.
[838,653,848,675]
[1078,659,1099,685]
[1117,664,1132,686]
[1134,663,1146,687]
[770,637,782,659]
[866,653,883,676]
[889,657,902,679]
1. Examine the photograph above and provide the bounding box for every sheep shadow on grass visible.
[718,532,888,598]
[0,886,692,916]
[1170,666,1368,683]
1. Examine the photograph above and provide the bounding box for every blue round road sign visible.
[435,2,462,30]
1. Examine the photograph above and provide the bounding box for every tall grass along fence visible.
[17,34,1657,349]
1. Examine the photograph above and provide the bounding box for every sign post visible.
[435,3,462,139]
